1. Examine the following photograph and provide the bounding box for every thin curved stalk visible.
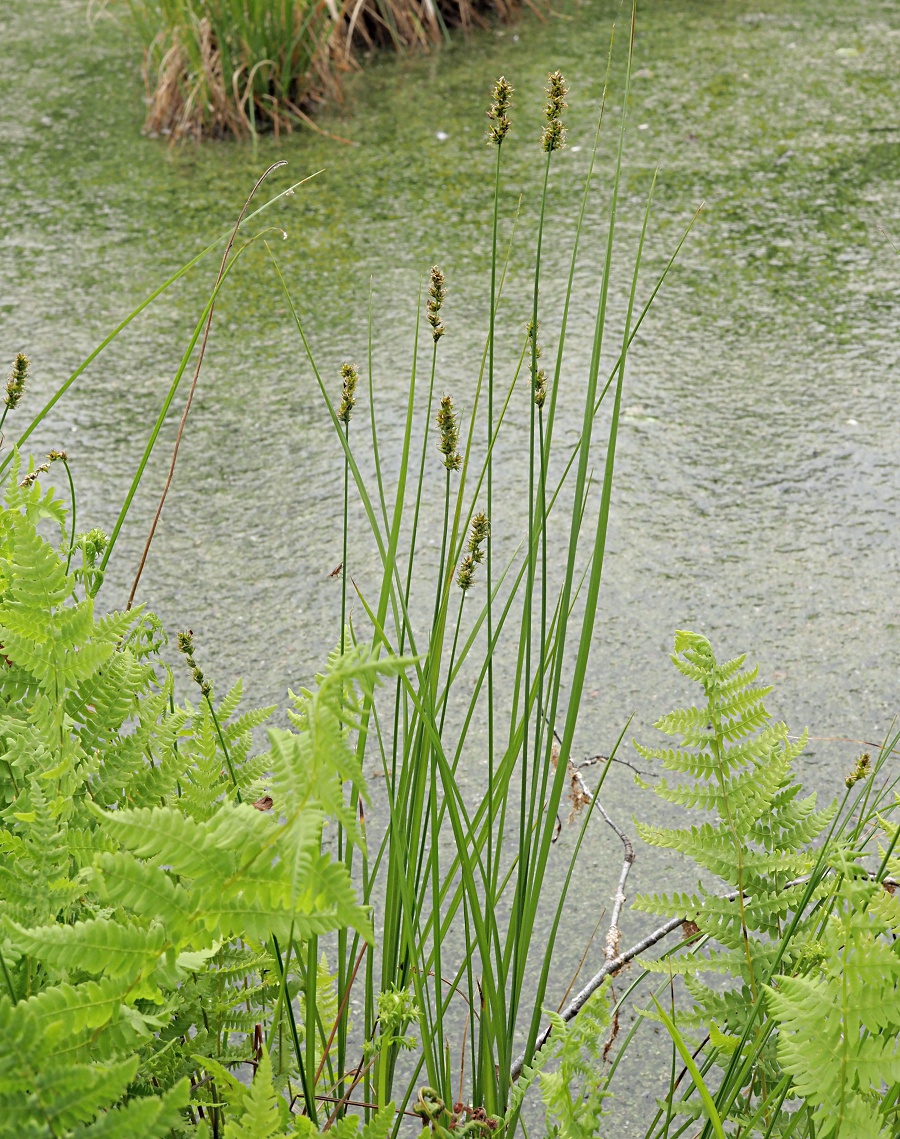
[125,162,288,609]
[0,168,316,478]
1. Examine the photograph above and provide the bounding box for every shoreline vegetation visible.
[3,11,900,1136]
[104,0,534,141]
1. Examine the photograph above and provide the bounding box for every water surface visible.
[2,0,900,1128]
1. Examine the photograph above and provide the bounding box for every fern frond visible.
[66,1079,191,1139]
[90,804,237,881]
[0,471,390,1136]
[93,850,193,933]
[8,916,167,979]
[765,878,900,1137]
[13,976,132,1040]
[634,630,850,1131]
[634,820,810,885]
[223,1049,287,1138]
[19,1055,140,1133]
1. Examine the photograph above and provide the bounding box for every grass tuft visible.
[112,0,527,140]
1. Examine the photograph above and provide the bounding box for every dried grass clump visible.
[119,0,527,141]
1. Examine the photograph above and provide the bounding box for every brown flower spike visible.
[427,266,446,342]
[527,320,547,407]
[541,70,568,153]
[338,362,358,425]
[436,395,461,471]
[177,629,212,699]
[487,76,513,146]
[457,511,490,591]
[5,353,29,411]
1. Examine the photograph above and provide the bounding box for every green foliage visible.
[0,461,397,1135]
[218,1049,395,1139]
[366,985,419,1107]
[633,631,838,1134]
[767,874,900,1138]
[537,989,612,1139]
[224,1051,292,1139]
[2,42,672,1134]
[2,45,796,1134]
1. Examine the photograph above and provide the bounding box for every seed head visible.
[845,752,871,789]
[338,362,358,425]
[457,554,477,592]
[18,447,68,487]
[541,70,568,153]
[467,511,489,561]
[487,76,514,146]
[436,395,461,472]
[533,369,547,407]
[177,628,212,698]
[528,320,548,407]
[457,510,490,591]
[427,266,446,342]
[5,354,29,412]
[19,462,50,488]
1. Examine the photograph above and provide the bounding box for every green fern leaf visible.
[224,1050,288,1139]
[90,804,236,882]
[7,916,167,979]
[66,1079,191,1138]
[92,851,192,934]
[21,1056,139,1133]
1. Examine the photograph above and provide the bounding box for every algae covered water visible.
[2,0,900,1128]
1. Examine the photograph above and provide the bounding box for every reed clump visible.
[118,0,526,141]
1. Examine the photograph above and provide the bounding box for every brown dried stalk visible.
[126,160,287,611]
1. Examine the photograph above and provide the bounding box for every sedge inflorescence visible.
[427,265,446,342]
[487,75,513,146]
[845,751,871,788]
[19,449,68,489]
[541,70,568,153]
[177,629,212,698]
[527,320,547,408]
[457,511,490,592]
[436,395,462,471]
[5,353,29,412]
[338,362,359,425]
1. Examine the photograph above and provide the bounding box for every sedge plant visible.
[1,44,899,1136]
[263,10,696,1126]
[13,8,891,1135]
[112,0,523,141]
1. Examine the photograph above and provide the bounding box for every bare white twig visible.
[563,748,636,962]
[579,752,655,779]
[594,800,635,963]
[519,734,641,1080]
[510,914,685,1079]
[511,867,893,1081]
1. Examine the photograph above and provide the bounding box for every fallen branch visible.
[510,913,684,1080]
[595,801,634,964]
[551,728,636,963]
[521,735,642,1079]
[511,866,900,1080]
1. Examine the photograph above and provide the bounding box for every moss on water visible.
[2,0,899,725]
[2,1,900,1128]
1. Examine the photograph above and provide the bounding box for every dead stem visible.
[126,161,286,611]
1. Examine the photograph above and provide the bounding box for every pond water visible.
[2,0,900,1129]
